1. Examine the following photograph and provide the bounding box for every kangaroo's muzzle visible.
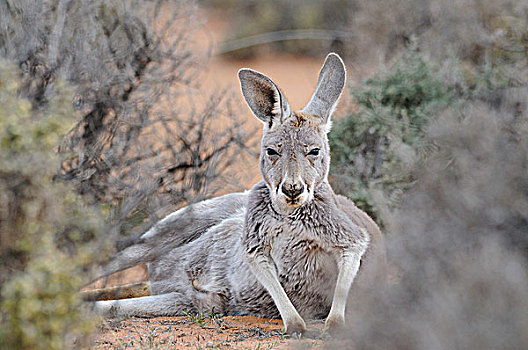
[280,181,308,206]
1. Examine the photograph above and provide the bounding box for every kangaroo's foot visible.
[92,292,190,318]
[324,314,346,336]
[284,316,307,337]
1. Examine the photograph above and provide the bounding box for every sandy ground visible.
[89,6,360,349]
[87,264,329,349]
[92,315,333,349]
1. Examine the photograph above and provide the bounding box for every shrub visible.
[0,1,254,346]
[0,0,253,242]
[329,49,453,223]
[342,95,528,349]
[0,61,107,349]
[351,0,528,71]
[327,7,528,342]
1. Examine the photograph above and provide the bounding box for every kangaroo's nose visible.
[281,183,304,199]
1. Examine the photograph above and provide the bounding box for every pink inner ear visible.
[270,89,282,118]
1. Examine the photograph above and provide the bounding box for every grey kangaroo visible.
[94,53,385,335]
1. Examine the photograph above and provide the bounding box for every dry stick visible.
[216,29,356,55]
[81,281,151,301]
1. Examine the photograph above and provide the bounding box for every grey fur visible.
[95,53,385,335]
[302,53,346,123]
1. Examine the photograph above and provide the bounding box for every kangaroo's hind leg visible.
[94,292,193,317]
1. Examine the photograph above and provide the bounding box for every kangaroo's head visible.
[239,53,346,208]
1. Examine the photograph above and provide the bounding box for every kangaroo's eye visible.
[308,148,320,156]
[266,148,279,156]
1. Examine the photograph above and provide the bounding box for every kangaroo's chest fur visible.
[229,232,339,318]
[244,181,365,255]
[270,232,339,318]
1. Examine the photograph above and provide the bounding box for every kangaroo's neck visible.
[245,180,363,249]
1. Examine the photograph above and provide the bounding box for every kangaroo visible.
[94,53,385,335]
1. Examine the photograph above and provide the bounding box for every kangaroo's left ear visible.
[302,53,346,132]
[238,68,291,130]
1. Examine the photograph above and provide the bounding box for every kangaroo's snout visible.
[281,183,304,201]
[279,179,308,206]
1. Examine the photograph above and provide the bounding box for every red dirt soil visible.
[93,315,327,349]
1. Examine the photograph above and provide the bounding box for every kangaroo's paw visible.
[301,324,323,339]
[284,316,307,338]
[324,314,346,336]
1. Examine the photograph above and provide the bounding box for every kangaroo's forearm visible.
[326,241,369,330]
[328,250,362,319]
[246,253,305,331]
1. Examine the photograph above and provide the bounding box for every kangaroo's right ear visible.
[302,53,346,129]
[238,69,291,129]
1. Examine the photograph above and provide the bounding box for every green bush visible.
[0,61,108,350]
[329,50,453,223]
[329,37,526,226]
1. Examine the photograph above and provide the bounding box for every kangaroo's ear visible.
[238,68,291,129]
[302,53,346,130]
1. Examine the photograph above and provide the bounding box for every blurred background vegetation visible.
[1,0,527,348]
[1,1,251,348]
[0,61,107,349]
